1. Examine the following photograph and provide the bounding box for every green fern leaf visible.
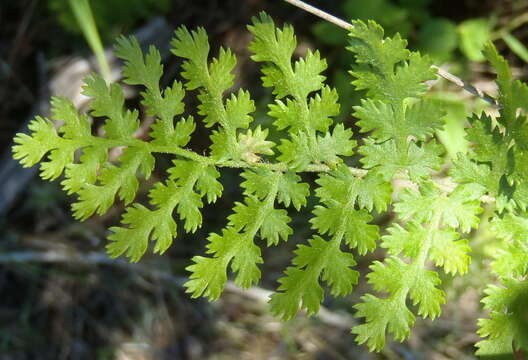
[224,89,255,129]
[61,147,108,194]
[381,222,424,259]
[357,173,392,212]
[115,36,191,146]
[360,139,444,181]
[185,170,290,298]
[348,20,435,102]
[185,228,263,300]
[268,85,339,133]
[347,20,408,81]
[353,293,415,351]
[354,98,444,143]
[236,126,275,163]
[483,42,528,145]
[271,165,383,319]
[489,214,528,278]
[83,73,139,139]
[106,203,176,262]
[315,124,356,165]
[51,96,92,139]
[450,153,496,193]
[247,12,296,89]
[311,207,377,255]
[349,19,442,186]
[115,36,163,89]
[289,49,327,100]
[241,168,309,210]
[395,182,484,232]
[228,196,292,246]
[312,165,383,253]
[270,235,358,320]
[428,229,471,275]
[250,13,350,169]
[278,125,356,169]
[13,117,61,168]
[107,160,222,261]
[276,132,312,170]
[353,178,483,349]
[383,223,471,275]
[72,146,153,220]
[476,280,528,357]
[353,256,445,351]
[170,26,211,90]
[143,80,190,145]
[38,142,77,181]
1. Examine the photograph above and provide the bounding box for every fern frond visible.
[107,160,222,261]
[241,168,309,211]
[186,170,290,299]
[83,73,140,139]
[270,235,358,320]
[12,12,528,357]
[72,146,154,220]
[348,20,445,182]
[171,26,268,163]
[476,279,528,357]
[353,181,483,350]
[270,165,388,319]
[451,43,528,213]
[249,12,354,170]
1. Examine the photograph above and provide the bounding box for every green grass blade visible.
[68,0,112,81]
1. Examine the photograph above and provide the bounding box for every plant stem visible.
[92,137,362,174]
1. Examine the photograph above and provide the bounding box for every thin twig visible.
[283,0,499,108]
[283,0,353,30]
[432,66,499,107]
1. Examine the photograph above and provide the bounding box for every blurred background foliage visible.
[48,0,172,41]
[1,0,528,359]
